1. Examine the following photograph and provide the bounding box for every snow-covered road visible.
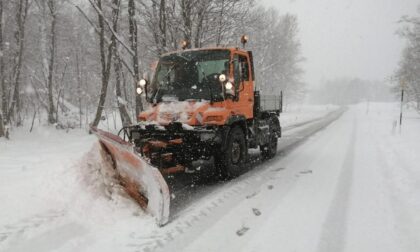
[172,104,420,252]
[1,103,419,252]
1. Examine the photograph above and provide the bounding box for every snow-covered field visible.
[280,104,339,128]
[1,103,419,252]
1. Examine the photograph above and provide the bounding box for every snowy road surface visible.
[1,103,419,252]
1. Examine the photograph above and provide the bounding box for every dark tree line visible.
[0,0,304,138]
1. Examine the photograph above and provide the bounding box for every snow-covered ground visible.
[280,104,339,128]
[176,103,420,252]
[1,103,419,252]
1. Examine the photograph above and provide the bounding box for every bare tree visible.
[179,0,193,47]
[112,0,131,125]
[90,0,115,128]
[395,11,420,110]
[138,0,171,55]
[128,0,143,117]
[47,0,57,124]
[114,50,132,126]
[7,0,30,126]
[0,0,5,137]
[0,113,4,137]
[0,0,306,136]
[246,8,304,101]
[158,0,167,51]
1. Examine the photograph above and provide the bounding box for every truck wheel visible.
[261,121,278,160]
[215,126,247,179]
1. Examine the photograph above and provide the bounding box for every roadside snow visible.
[0,105,341,252]
[1,103,419,252]
[0,128,155,251]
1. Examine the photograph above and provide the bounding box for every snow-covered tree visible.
[394,7,420,110]
[246,7,305,102]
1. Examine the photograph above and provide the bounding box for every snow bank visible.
[0,129,156,251]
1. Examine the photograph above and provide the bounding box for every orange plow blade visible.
[91,127,170,226]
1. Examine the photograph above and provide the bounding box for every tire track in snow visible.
[282,109,342,131]
[4,222,88,252]
[127,109,346,252]
[0,209,66,248]
[316,115,357,252]
[372,133,420,252]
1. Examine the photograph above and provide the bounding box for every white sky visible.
[261,0,419,87]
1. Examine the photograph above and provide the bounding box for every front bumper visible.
[128,122,225,167]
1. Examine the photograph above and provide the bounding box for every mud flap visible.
[91,127,170,226]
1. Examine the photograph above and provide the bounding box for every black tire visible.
[215,126,247,179]
[261,120,278,160]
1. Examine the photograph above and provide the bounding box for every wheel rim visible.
[231,141,241,164]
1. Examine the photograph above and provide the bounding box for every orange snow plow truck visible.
[91,38,282,226]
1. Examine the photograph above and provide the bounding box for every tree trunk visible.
[0,0,6,125]
[128,0,143,118]
[417,94,420,112]
[111,0,131,126]
[0,112,4,138]
[215,0,225,46]
[91,0,114,128]
[47,0,56,125]
[180,0,193,47]
[114,52,132,126]
[75,51,83,128]
[159,0,167,51]
[194,3,207,48]
[0,0,3,139]
[7,0,29,126]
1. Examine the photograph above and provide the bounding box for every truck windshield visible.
[151,50,230,102]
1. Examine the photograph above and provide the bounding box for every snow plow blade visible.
[91,127,170,226]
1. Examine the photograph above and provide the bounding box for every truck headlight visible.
[225,82,234,95]
[139,79,147,87]
[225,82,233,90]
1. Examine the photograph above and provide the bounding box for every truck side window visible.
[233,54,250,87]
[239,55,249,81]
[233,55,240,88]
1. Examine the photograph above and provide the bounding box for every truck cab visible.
[131,47,282,178]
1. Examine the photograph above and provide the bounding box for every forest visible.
[0,0,304,138]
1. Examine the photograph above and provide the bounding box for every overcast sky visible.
[261,0,419,87]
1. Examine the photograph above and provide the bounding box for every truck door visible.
[233,53,254,119]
